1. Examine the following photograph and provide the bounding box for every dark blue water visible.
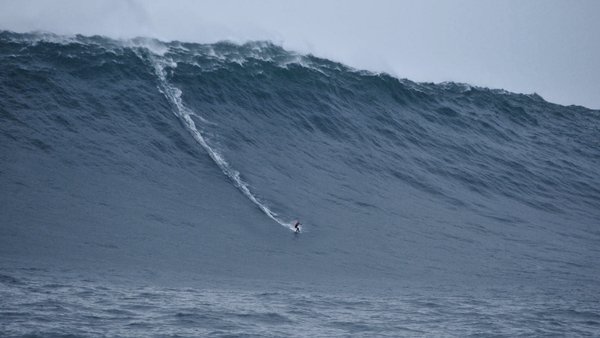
[1,31,599,336]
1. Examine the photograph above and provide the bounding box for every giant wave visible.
[1,31,599,288]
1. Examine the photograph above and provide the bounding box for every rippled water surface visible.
[1,269,599,337]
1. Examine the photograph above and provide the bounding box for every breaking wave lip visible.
[142,50,294,231]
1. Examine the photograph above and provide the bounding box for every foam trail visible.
[147,53,292,230]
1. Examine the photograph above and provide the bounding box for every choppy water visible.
[2,268,599,337]
[1,31,599,336]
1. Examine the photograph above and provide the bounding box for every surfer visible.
[293,220,301,233]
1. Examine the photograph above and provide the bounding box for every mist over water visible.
[1,31,599,336]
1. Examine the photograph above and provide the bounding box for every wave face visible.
[1,31,599,287]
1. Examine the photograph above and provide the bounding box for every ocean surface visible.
[1,31,599,336]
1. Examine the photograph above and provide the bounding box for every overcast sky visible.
[1,0,599,108]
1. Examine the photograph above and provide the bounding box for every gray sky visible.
[1,0,599,108]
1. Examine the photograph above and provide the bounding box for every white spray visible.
[146,52,294,230]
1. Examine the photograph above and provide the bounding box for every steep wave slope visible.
[1,31,599,286]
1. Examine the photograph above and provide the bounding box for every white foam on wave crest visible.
[145,51,293,231]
